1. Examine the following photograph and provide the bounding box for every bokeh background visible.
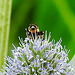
[8,0,75,61]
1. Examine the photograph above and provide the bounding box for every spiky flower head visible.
[0,31,75,75]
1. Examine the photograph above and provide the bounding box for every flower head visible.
[0,31,75,75]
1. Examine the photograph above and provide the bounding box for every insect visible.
[25,23,44,39]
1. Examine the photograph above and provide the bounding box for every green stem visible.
[0,0,12,69]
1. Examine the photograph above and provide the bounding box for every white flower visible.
[0,31,75,75]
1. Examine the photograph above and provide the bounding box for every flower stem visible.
[0,0,12,69]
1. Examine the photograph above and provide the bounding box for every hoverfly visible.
[25,23,44,39]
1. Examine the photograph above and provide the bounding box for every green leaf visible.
[0,0,12,69]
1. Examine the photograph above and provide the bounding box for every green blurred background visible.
[8,0,75,61]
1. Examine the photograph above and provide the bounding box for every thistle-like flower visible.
[0,31,75,75]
